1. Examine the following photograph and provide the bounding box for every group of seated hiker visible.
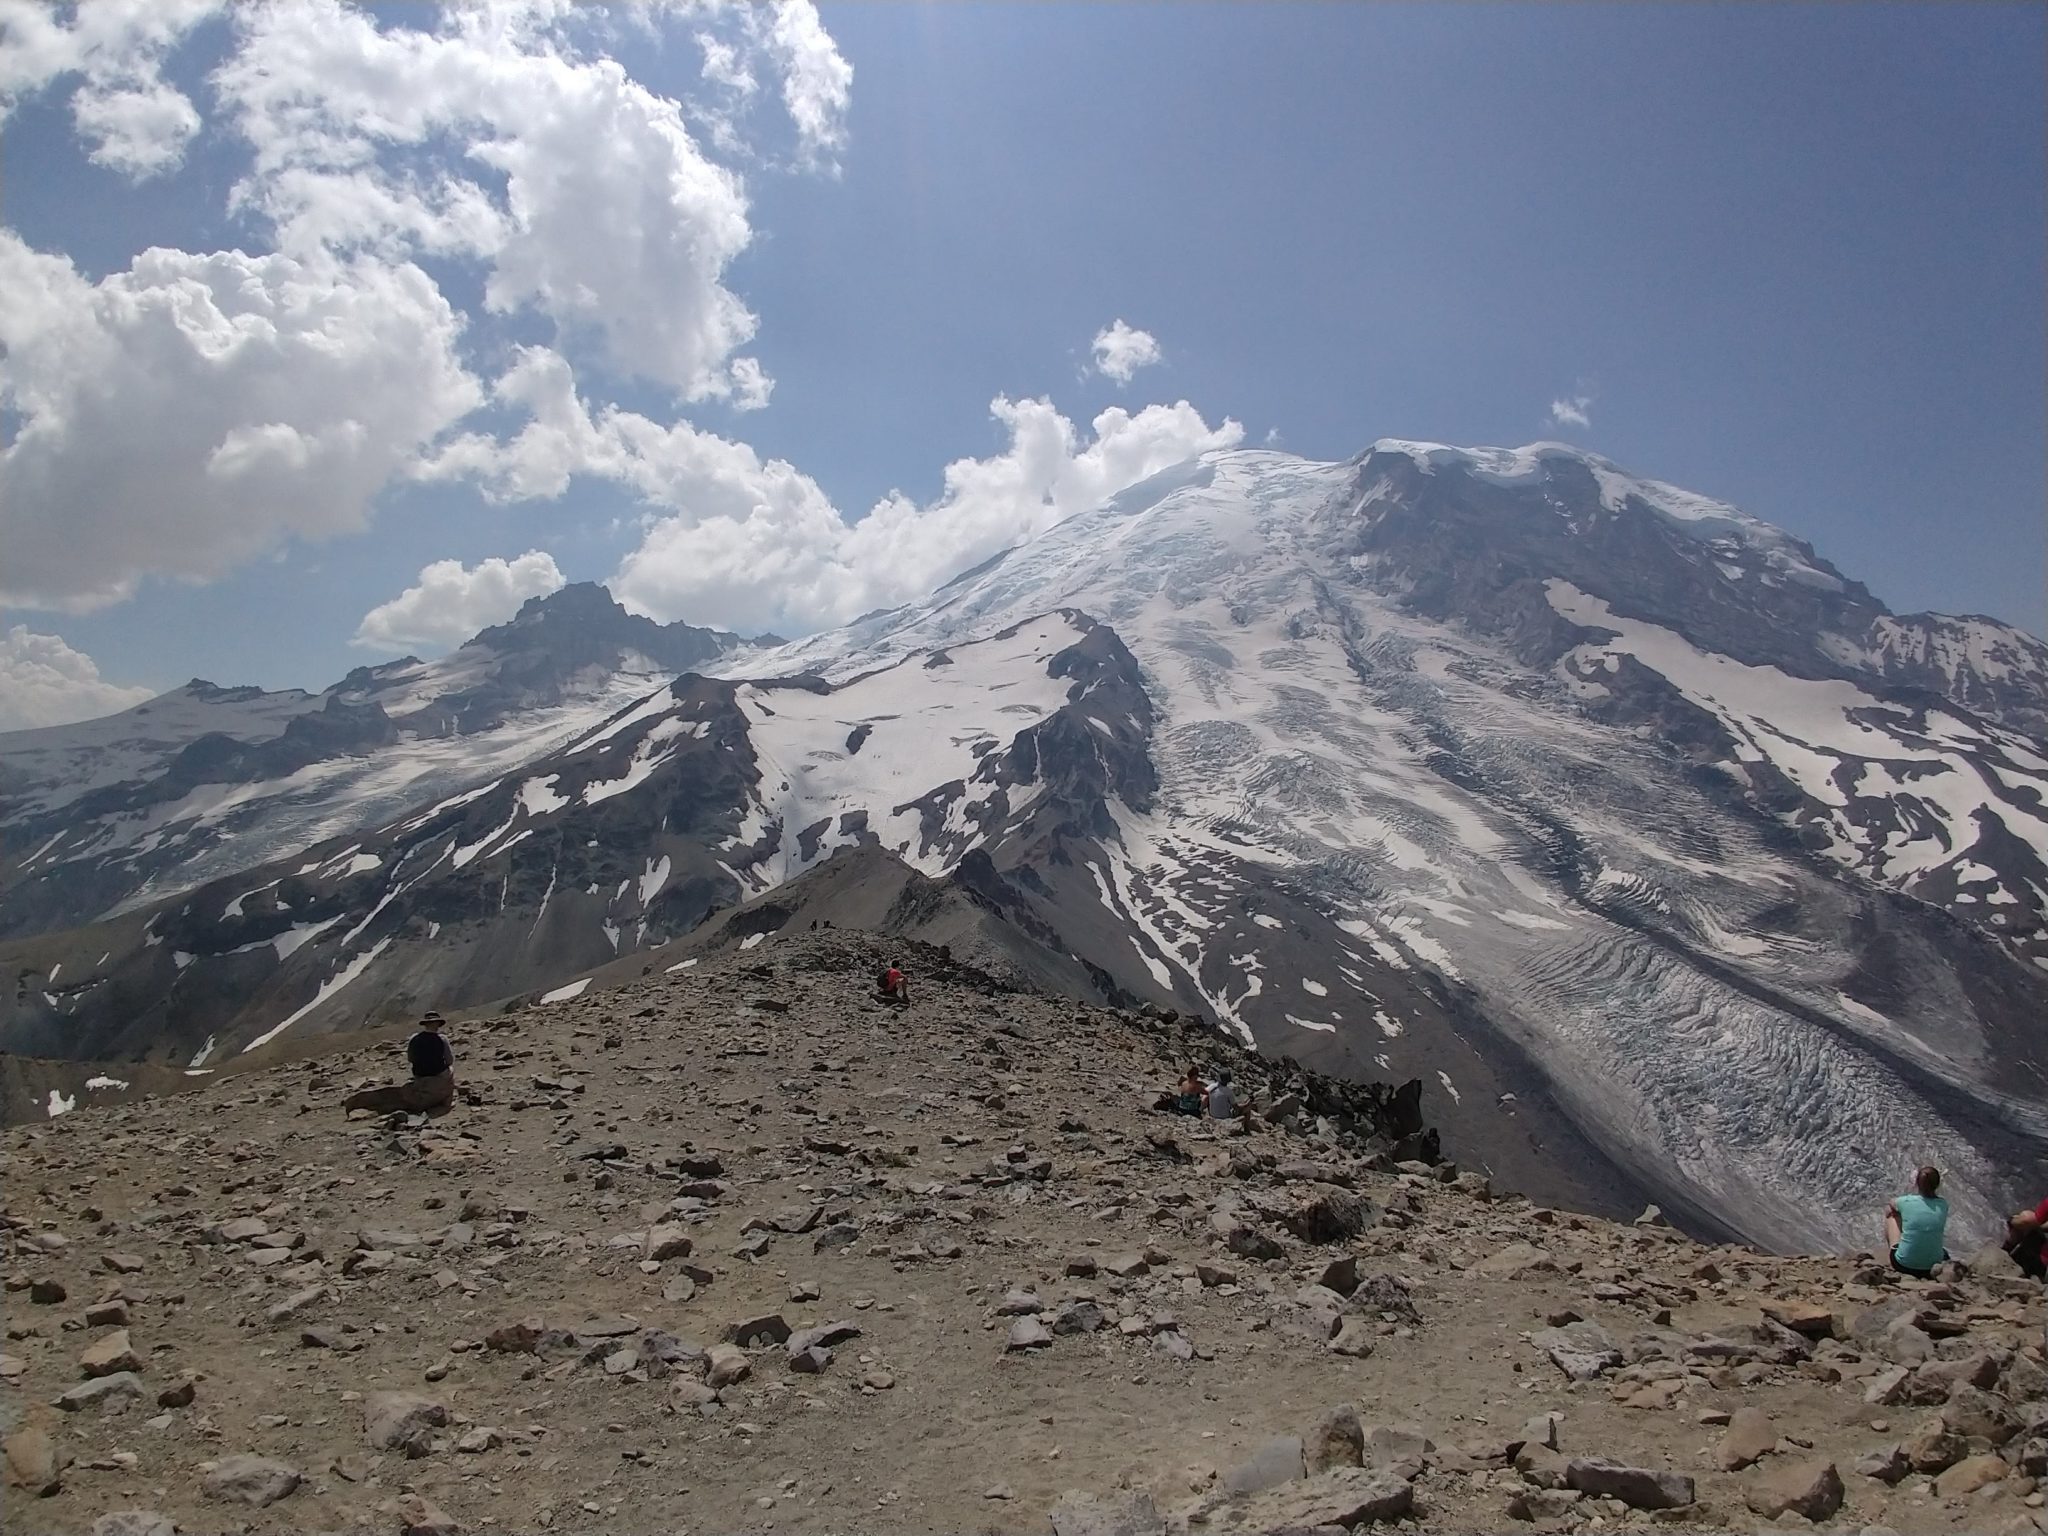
[1154,1063,1242,1121]
[1881,1164,2048,1283]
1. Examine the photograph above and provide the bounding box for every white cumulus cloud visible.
[0,625,156,732]
[0,232,483,612]
[422,347,1242,633]
[353,551,567,653]
[0,0,221,180]
[1090,319,1163,385]
[1547,392,1593,430]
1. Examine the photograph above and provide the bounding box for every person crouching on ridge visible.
[343,1011,456,1117]
[876,962,910,1005]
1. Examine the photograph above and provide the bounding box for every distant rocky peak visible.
[468,581,737,674]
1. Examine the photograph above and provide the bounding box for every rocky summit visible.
[4,932,2045,1535]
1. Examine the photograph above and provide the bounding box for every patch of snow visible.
[189,1035,216,1068]
[47,962,61,983]
[738,932,766,950]
[541,977,592,1003]
[1301,978,1328,996]
[1373,1010,1404,1038]
[239,938,393,1054]
[45,1089,76,1117]
[638,854,673,906]
[272,914,345,961]
[1252,914,1282,930]
[84,1075,128,1091]
[666,957,700,972]
[1284,1014,1336,1033]
[1436,1070,1462,1104]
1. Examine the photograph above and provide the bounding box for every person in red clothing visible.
[876,962,909,1005]
[2006,1195,2048,1279]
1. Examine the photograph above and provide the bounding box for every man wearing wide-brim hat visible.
[342,1010,456,1116]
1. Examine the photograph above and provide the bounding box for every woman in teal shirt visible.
[1885,1165,1950,1277]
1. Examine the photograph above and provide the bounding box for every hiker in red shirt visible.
[2006,1196,2048,1279]
[876,962,909,1005]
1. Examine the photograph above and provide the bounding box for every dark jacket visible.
[408,1030,452,1078]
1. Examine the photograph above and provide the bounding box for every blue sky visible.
[0,0,2041,726]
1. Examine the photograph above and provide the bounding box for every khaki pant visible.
[343,1070,454,1115]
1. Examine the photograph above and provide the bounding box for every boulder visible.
[1563,1457,1695,1509]
[1534,1321,1622,1381]
[4,1425,64,1495]
[1329,1318,1377,1358]
[1854,1443,1910,1484]
[1506,1487,1583,1522]
[1760,1299,1837,1338]
[724,1313,791,1347]
[1304,1403,1363,1474]
[705,1343,751,1387]
[1934,1453,2007,1500]
[364,1392,448,1457]
[1224,1435,1305,1495]
[1275,1187,1378,1243]
[1229,1467,1414,1528]
[1361,1422,1433,1482]
[1716,1407,1778,1471]
[1053,1301,1105,1335]
[645,1224,693,1260]
[1943,1383,2022,1446]
[1905,1419,1969,1474]
[202,1453,302,1507]
[1047,1489,1167,1536]
[80,1329,142,1378]
[1743,1458,1844,1521]
[1349,1273,1421,1327]
[391,1492,461,1536]
[1315,1255,1359,1296]
[1474,1242,1556,1280]
[55,1373,144,1413]
[1006,1317,1054,1352]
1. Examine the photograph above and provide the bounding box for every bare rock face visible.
[1743,1458,1845,1522]
[201,1453,302,1508]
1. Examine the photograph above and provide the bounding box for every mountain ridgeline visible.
[4,441,2045,1255]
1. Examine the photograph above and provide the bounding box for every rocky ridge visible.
[4,931,2045,1535]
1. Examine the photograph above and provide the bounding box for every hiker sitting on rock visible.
[2006,1194,2048,1279]
[1206,1067,1241,1121]
[342,1011,455,1117]
[1884,1164,1950,1278]
[875,962,910,1004]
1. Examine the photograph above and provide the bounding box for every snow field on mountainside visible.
[727,614,1089,882]
[1547,581,2048,891]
